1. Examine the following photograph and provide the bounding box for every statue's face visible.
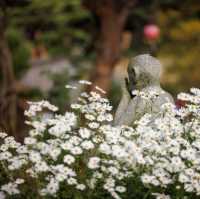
[127,55,162,90]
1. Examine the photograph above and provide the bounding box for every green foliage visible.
[40,31,68,57]
[48,71,70,112]
[10,0,92,58]
[108,81,122,112]
[6,28,31,78]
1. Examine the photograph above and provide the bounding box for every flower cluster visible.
[131,88,164,100]
[0,81,132,199]
[1,83,200,199]
[125,88,200,198]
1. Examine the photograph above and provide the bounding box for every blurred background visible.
[0,0,199,139]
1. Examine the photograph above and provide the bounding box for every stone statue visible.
[114,54,174,126]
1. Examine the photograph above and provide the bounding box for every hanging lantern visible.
[144,24,160,41]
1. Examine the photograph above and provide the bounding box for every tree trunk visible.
[0,12,17,137]
[90,12,125,92]
[83,0,135,93]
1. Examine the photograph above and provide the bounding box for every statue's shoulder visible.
[160,90,174,104]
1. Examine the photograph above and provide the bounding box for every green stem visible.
[1,161,14,181]
[143,189,151,199]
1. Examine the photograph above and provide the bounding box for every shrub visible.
[1,82,200,199]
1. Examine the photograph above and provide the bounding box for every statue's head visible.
[127,54,162,89]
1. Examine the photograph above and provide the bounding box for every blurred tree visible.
[0,0,29,137]
[0,0,91,137]
[83,0,136,92]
